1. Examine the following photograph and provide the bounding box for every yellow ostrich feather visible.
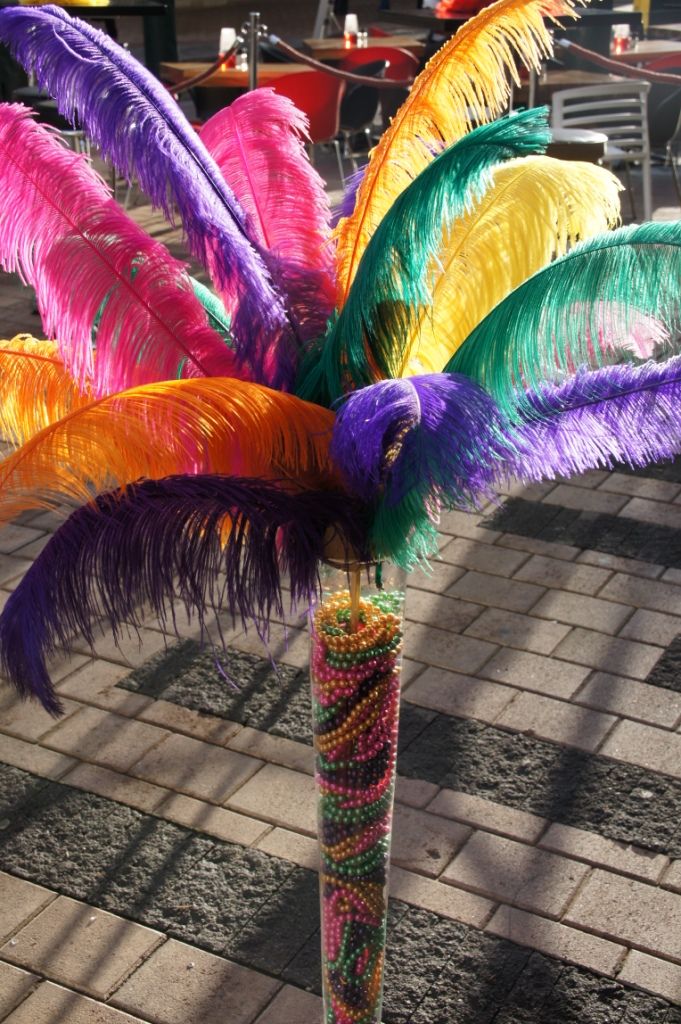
[0,377,335,522]
[400,157,622,377]
[334,0,578,306]
[0,334,92,447]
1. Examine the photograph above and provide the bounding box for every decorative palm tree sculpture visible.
[0,2,681,1021]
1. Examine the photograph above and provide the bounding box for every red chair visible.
[339,46,419,82]
[270,71,347,182]
[341,46,419,133]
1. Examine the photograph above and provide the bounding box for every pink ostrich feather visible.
[200,89,336,336]
[0,104,243,395]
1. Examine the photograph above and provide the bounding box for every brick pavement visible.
[1,179,681,1021]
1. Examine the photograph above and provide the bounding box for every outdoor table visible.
[547,125,608,160]
[160,60,313,89]
[513,69,627,107]
[608,36,681,60]
[303,34,425,62]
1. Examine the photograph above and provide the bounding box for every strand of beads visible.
[311,586,403,1024]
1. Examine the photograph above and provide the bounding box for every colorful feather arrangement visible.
[0,0,680,714]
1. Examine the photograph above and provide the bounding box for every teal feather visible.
[190,277,232,348]
[295,108,551,407]
[446,221,681,418]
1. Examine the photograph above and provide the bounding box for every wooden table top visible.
[608,37,681,63]
[160,61,313,87]
[303,34,425,61]
[514,69,626,106]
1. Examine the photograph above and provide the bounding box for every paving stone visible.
[391,804,470,877]
[438,509,501,541]
[137,699,241,744]
[478,647,589,699]
[498,533,581,563]
[448,571,546,613]
[226,764,317,835]
[43,707,167,773]
[621,497,681,530]
[389,867,493,928]
[0,554,32,586]
[0,523,44,554]
[464,607,571,654]
[0,733,77,779]
[619,950,681,1004]
[405,587,483,634]
[565,869,681,961]
[496,692,616,753]
[55,659,136,703]
[130,732,261,803]
[439,538,530,576]
[253,986,322,1024]
[0,962,37,1019]
[255,827,319,871]
[5,983,149,1024]
[539,823,669,882]
[72,626,170,668]
[545,484,629,515]
[531,591,633,635]
[576,550,665,580]
[1,896,162,998]
[600,574,681,616]
[156,793,269,846]
[599,473,681,503]
[111,939,280,1024]
[121,641,313,745]
[620,609,681,647]
[403,622,497,675]
[575,673,681,729]
[645,636,681,694]
[427,788,547,843]
[442,831,588,918]
[486,497,681,571]
[513,554,611,595]
[397,707,681,857]
[61,763,169,814]
[405,560,466,595]
[231,623,308,670]
[0,693,78,743]
[403,667,516,723]
[0,870,55,942]
[552,628,662,680]
[226,726,314,775]
[395,775,440,809]
[600,720,681,778]
[487,905,626,976]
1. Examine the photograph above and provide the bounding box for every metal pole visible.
[248,11,260,91]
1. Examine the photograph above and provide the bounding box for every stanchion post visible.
[248,11,260,91]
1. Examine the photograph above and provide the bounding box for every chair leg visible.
[623,161,637,222]
[670,147,681,207]
[333,138,345,186]
[642,155,653,222]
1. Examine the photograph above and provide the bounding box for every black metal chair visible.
[338,59,388,169]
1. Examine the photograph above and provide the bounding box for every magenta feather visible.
[0,7,291,387]
[0,105,243,395]
[200,90,336,342]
